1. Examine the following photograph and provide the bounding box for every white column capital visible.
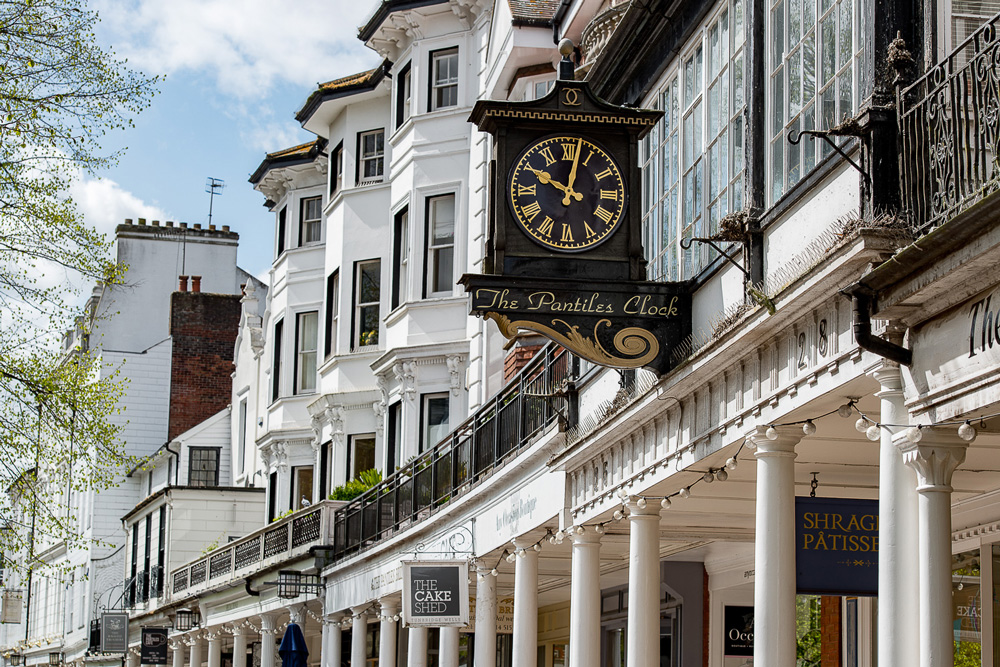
[258,614,277,633]
[747,425,802,454]
[870,362,904,394]
[898,429,973,493]
[625,499,661,518]
[570,529,602,545]
[511,536,537,550]
[379,597,400,617]
[288,603,305,625]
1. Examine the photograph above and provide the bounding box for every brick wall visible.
[503,344,543,382]
[168,292,242,440]
[820,596,841,667]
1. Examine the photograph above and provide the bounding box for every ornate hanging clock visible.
[508,134,627,253]
[463,47,691,376]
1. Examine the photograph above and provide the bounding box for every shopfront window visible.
[953,548,982,666]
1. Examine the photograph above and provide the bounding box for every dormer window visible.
[430,48,459,110]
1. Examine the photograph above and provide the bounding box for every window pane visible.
[424,396,450,450]
[352,437,376,478]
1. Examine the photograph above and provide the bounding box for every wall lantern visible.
[174,609,200,631]
[265,570,322,599]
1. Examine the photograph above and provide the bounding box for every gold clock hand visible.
[563,138,583,206]
[526,167,583,201]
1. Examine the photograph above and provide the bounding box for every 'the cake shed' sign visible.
[402,560,470,627]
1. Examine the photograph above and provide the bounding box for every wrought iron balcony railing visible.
[898,11,1000,236]
[331,344,577,560]
[169,500,341,599]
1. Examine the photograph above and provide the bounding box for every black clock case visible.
[470,79,663,283]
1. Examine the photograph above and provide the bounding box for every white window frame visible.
[641,0,746,282]
[425,194,455,297]
[767,0,863,203]
[359,129,385,185]
[348,433,377,479]
[421,392,450,453]
[295,311,318,394]
[430,47,459,111]
[397,63,412,126]
[393,206,410,308]
[299,196,322,245]
[353,260,381,350]
[292,465,314,510]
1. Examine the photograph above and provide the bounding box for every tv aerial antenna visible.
[206,177,225,226]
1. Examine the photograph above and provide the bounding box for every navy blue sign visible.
[796,497,878,595]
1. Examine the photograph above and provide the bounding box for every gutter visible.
[840,283,912,366]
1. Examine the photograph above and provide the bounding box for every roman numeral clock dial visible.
[508,135,627,252]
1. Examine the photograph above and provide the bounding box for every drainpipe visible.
[165,442,180,486]
[551,0,572,43]
[841,284,912,366]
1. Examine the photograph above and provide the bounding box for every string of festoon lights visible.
[475,399,1000,569]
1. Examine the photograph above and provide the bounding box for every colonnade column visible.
[321,616,342,667]
[127,652,140,667]
[170,642,184,667]
[569,530,601,667]
[231,624,248,667]
[206,631,222,667]
[511,537,538,667]
[351,607,369,667]
[899,428,973,667]
[626,501,660,667]
[259,615,276,667]
[379,599,399,667]
[439,627,460,667]
[872,362,920,667]
[406,627,428,667]
[749,425,802,667]
[474,564,497,667]
[188,633,204,667]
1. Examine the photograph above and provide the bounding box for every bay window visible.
[294,311,318,394]
[353,260,381,349]
[425,195,455,297]
[430,48,459,110]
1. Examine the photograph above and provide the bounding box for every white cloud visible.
[69,175,171,239]
[94,0,379,98]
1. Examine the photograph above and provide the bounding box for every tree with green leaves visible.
[0,0,158,573]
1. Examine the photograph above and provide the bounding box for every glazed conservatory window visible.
[768,0,863,202]
[641,0,746,281]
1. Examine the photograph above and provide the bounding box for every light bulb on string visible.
[595,524,605,534]
[679,487,691,499]
[490,569,498,577]
[765,425,778,440]
[517,549,526,559]
[803,420,817,436]
[661,497,672,509]
[716,469,729,482]
[637,497,647,509]
[866,424,881,441]
[506,553,516,563]
[575,526,585,535]
[838,402,854,418]
[613,510,623,521]
[702,471,715,483]
[856,417,871,433]
[905,425,923,443]
[959,421,976,441]
[533,543,541,552]
[726,457,738,470]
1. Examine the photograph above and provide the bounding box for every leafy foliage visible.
[0,0,157,573]
[329,469,383,501]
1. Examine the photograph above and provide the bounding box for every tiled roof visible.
[317,68,379,93]
[509,0,562,23]
[295,61,390,124]
[249,138,326,185]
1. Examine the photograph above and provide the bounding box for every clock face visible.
[507,134,627,252]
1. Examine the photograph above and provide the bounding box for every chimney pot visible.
[178,275,189,292]
[193,223,202,230]
[191,276,202,293]
[208,224,216,231]
[152,220,160,226]
[180,222,188,228]
[222,225,230,232]
[166,221,174,227]
[138,218,146,225]
[124,218,133,225]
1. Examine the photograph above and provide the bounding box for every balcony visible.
[898,10,1000,236]
[169,500,343,600]
[580,2,630,69]
[331,344,577,561]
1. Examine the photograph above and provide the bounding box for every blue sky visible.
[77,0,383,281]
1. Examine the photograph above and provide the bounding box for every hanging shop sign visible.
[465,68,692,376]
[402,560,469,628]
[1,589,23,624]
[795,497,878,595]
[101,612,129,653]
[723,605,754,666]
[140,627,169,665]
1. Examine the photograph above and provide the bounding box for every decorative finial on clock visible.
[558,38,575,81]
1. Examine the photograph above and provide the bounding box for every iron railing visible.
[331,344,577,560]
[169,500,341,599]
[898,11,1000,236]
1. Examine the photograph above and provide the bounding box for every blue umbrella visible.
[278,622,309,667]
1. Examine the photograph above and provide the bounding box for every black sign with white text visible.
[141,628,168,665]
[402,560,469,627]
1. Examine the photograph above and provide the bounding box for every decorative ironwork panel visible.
[235,536,261,570]
[173,569,188,594]
[291,510,321,548]
[263,524,289,558]
[898,11,1000,235]
[190,560,207,586]
[209,550,233,579]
